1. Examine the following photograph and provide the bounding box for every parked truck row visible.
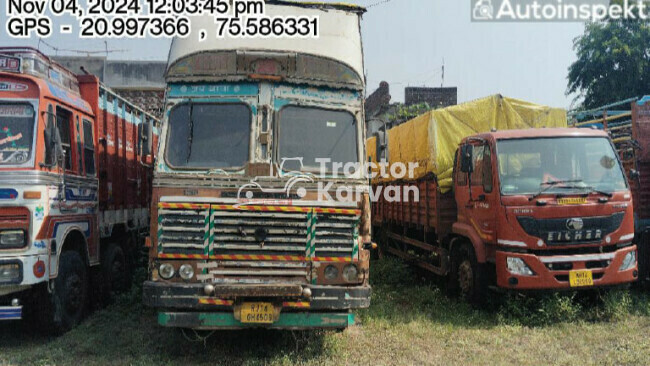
[0,0,646,333]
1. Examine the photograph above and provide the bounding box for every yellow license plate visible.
[240,302,275,324]
[569,270,594,287]
[557,197,587,205]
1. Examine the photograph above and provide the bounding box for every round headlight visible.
[179,264,195,280]
[159,263,175,279]
[342,264,359,282]
[324,265,338,280]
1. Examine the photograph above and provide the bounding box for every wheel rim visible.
[458,259,474,295]
[64,274,84,314]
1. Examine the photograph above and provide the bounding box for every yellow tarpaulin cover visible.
[366,95,567,192]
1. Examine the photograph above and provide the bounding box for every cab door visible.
[455,141,498,244]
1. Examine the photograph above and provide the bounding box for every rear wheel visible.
[450,242,485,305]
[41,251,88,334]
[102,243,128,296]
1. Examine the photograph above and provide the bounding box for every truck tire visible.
[41,251,88,334]
[450,243,486,305]
[102,243,128,296]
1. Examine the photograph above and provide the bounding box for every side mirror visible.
[138,120,153,157]
[460,144,474,173]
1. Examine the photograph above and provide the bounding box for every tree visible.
[567,20,650,109]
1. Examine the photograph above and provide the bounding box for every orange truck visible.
[0,47,158,332]
[368,96,637,301]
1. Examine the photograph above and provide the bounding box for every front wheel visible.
[449,242,486,305]
[42,251,88,334]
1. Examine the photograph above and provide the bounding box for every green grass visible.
[2,258,650,365]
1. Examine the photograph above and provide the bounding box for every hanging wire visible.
[37,38,128,56]
[365,0,397,8]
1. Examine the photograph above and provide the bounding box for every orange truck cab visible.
[373,127,637,301]
[456,128,636,292]
[0,47,158,332]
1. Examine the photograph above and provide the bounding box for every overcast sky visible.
[0,0,585,108]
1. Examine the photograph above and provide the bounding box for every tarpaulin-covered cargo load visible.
[367,95,567,192]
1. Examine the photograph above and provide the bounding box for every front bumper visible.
[496,245,638,290]
[0,305,21,320]
[158,311,356,330]
[143,281,371,329]
[0,255,48,290]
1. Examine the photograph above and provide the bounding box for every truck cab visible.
[455,128,637,292]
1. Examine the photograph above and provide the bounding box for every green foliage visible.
[568,20,650,109]
[368,256,414,287]
[599,289,634,321]
[497,293,582,326]
[383,102,433,124]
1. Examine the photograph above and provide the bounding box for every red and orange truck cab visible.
[0,48,158,331]
[459,128,637,290]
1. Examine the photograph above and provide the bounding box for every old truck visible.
[572,96,650,283]
[142,1,372,329]
[0,47,158,331]
[368,95,637,302]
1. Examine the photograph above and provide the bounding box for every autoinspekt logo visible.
[472,0,650,22]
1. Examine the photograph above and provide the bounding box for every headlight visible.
[619,251,636,271]
[179,264,194,280]
[0,262,22,283]
[342,264,359,282]
[159,263,175,279]
[324,265,338,280]
[0,230,26,248]
[506,257,534,276]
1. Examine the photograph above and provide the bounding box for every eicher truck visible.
[0,47,158,332]
[368,95,638,302]
[143,1,372,329]
[572,96,650,283]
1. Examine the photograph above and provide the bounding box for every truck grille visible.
[157,204,360,259]
[517,213,625,245]
[196,261,310,284]
[157,205,209,253]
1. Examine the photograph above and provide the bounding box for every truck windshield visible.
[166,103,251,169]
[496,137,627,195]
[278,106,358,173]
[0,103,35,165]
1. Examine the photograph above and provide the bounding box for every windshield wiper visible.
[529,179,583,201]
